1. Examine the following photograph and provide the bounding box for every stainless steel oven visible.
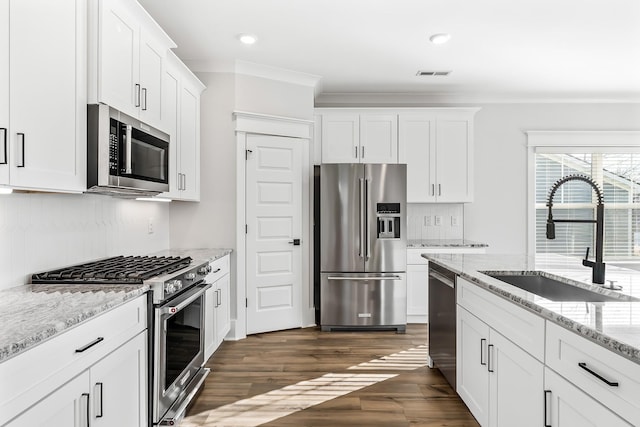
[153,282,210,426]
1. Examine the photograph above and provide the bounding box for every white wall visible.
[466,103,640,254]
[0,193,170,290]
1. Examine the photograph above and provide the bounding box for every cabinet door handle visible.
[95,382,104,418]
[543,390,552,427]
[81,393,90,427]
[16,133,25,167]
[217,288,221,306]
[75,337,104,353]
[183,174,187,191]
[354,146,358,158]
[431,184,435,196]
[361,146,365,158]
[487,344,494,372]
[438,183,442,196]
[0,128,6,164]
[141,88,147,111]
[135,83,141,107]
[480,338,487,366]
[578,362,619,386]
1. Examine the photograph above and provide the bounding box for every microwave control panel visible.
[109,119,118,174]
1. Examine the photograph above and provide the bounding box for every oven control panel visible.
[160,261,210,300]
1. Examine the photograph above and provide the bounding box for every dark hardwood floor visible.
[183,324,479,427]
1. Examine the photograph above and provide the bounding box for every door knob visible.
[288,239,301,246]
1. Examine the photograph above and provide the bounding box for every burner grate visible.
[31,255,193,284]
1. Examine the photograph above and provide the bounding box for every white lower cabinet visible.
[5,371,90,427]
[544,367,631,427]
[457,306,543,427]
[5,331,146,427]
[406,263,429,323]
[204,255,231,361]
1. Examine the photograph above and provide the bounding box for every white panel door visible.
[544,368,632,427]
[9,0,84,191]
[0,0,8,185]
[5,371,89,427]
[138,32,163,127]
[178,84,200,200]
[359,114,398,163]
[246,134,303,334]
[406,264,428,322]
[160,62,179,197]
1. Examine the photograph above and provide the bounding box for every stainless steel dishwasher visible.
[428,262,457,389]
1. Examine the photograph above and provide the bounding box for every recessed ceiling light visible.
[429,33,451,44]
[238,33,258,45]
[0,187,12,195]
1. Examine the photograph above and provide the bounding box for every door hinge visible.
[245,298,248,308]
[245,149,252,160]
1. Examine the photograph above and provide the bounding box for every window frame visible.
[526,131,640,256]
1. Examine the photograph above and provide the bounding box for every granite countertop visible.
[0,248,233,364]
[407,239,488,249]
[150,248,233,263]
[423,253,640,364]
[0,284,148,363]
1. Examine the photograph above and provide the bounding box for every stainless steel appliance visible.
[87,103,170,197]
[428,262,457,389]
[32,255,213,426]
[320,163,407,332]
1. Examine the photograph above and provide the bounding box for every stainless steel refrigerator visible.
[320,163,407,332]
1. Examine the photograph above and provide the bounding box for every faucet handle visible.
[582,247,594,268]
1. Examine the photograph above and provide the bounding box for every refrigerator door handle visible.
[365,178,370,260]
[359,178,365,259]
[328,276,403,281]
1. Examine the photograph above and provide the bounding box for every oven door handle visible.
[159,283,211,316]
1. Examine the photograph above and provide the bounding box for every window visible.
[535,152,640,263]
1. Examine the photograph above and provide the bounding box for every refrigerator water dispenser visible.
[376,203,401,239]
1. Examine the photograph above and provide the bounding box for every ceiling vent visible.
[416,70,451,76]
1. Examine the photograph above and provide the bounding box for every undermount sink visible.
[481,271,638,302]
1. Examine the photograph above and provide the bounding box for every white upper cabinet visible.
[91,0,175,131]
[0,0,86,192]
[319,111,398,163]
[161,51,204,201]
[398,109,478,203]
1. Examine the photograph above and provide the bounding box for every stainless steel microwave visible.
[87,104,169,197]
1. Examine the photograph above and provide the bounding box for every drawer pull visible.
[75,337,104,353]
[212,268,221,274]
[578,362,619,387]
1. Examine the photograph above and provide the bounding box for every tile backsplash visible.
[0,192,170,290]
[407,203,464,240]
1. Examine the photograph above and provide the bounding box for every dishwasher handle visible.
[429,270,455,289]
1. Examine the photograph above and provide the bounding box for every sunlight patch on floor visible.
[348,344,429,370]
[180,373,397,427]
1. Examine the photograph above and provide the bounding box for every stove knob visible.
[185,273,196,280]
[164,282,176,294]
[198,265,209,275]
[174,280,183,290]
[207,265,213,274]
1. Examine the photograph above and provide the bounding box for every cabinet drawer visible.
[457,277,545,361]
[545,321,640,426]
[208,255,230,283]
[0,295,147,423]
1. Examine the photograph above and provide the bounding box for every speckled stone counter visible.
[408,239,488,249]
[0,284,148,363]
[150,248,233,263]
[423,253,640,364]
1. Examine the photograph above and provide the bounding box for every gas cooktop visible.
[31,255,193,285]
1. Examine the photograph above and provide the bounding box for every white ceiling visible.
[138,0,640,101]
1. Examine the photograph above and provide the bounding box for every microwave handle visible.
[124,124,133,174]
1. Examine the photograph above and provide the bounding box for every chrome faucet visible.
[546,174,605,284]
